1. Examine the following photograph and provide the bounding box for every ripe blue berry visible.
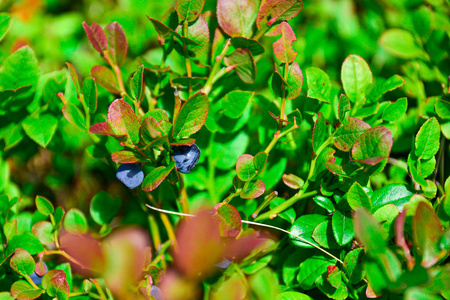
[172,144,201,174]
[215,258,231,269]
[116,163,144,189]
[150,285,164,300]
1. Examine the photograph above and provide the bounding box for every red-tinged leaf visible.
[177,15,209,57]
[240,179,265,199]
[142,162,175,192]
[62,103,86,130]
[267,21,297,63]
[176,0,205,22]
[174,210,223,278]
[211,203,242,238]
[352,127,393,165]
[256,0,303,29]
[172,92,208,140]
[395,209,414,269]
[111,150,142,163]
[141,116,164,143]
[334,117,371,152]
[90,65,120,94]
[236,154,256,181]
[60,233,105,276]
[105,22,128,66]
[47,275,70,300]
[10,248,35,276]
[31,221,54,244]
[65,62,81,98]
[271,61,303,99]
[282,174,304,189]
[103,228,150,299]
[89,122,125,138]
[412,201,444,265]
[10,281,42,300]
[169,138,196,146]
[224,48,256,84]
[82,21,108,54]
[108,99,140,144]
[217,0,259,38]
[42,270,66,290]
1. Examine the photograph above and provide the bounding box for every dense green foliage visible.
[0,0,450,299]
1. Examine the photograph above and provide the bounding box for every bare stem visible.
[203,39,231,95]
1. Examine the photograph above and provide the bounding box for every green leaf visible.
[211,203,242,238]
[380,29,428,59]
[334,117,370,152]
[249,268,280,299]
[240,179,265,199]
[31,221,54,244]
[435,99,450,120]
[105,21,128,66]
[337,94,351,123]
[10,281,42,300]
[347,182,372,211]
[313,196,335,213]
[415,117,440,160]
[343,248,365,284]
[412,201,443,264]
[373,204,398,240]
[371,183,414,212]
[312,112,327,154]
[224,48,256,84]
[142,161,175,192]
[90,191,121,226]
[341,55,372,104]
[217,0,259,38]
[111,150,142,163]
[290,214,327,248]
[173,92,208,140]
[63,209,88,234]
[22,114,58,148]
[332,210,354,246]
[54,207,65,227]
[35,196,54,216]
[0,46,39,95]
[316,270,349,300]
[352,126,393,165]
[0,13,11,41]
[275,292,313,300]
[297,255,334,290]
[353,208,387,255]
[47,274,70,300]
[6,233,43,256]
[312,219,339,249]
[236,154,257,181]
[368,74,405,103]
[90,65,120,94]
[62,103,86,130]
[221,91,254,119]
[82,77,98,113]
[108,99,140,144]
[10,249,35,276]
[382,97,408,122]
[131,65,144,102]
[256,0,303,29]
[176,0,205,22]
[306,67,331,103]
[230,37,265,56]
[0,291,14,300]
[271,61,303,100]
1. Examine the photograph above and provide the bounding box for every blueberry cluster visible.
[151,286,164,300]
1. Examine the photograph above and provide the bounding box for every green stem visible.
[90,279,107,300]
[253,24,269,41]
[203,39,232,95]
[254,189,318,221]
[182,21,192,96]
[103,50,128,98]
[24,274,41,290]
[264,121,300,153]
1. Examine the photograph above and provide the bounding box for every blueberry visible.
[215,258,231,269]
[150,285,164,300]
[172,144,201,174]
[116,163,144,189]
[29,262,47,285]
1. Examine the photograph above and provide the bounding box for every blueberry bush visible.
[0,0,450,299]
